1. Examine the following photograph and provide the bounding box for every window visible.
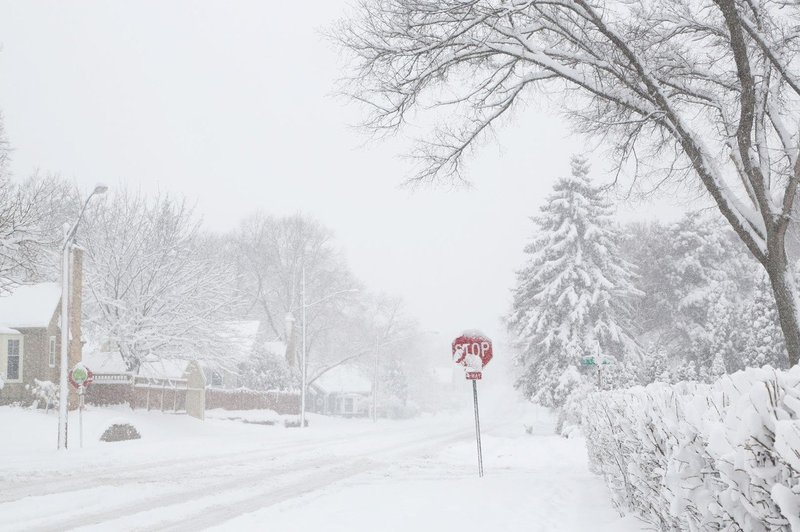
[7,339,20,381]
[344,396,354,414]
[211,371,223,387]
[49,337,56,367]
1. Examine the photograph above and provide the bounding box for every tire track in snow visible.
[145,426,482,532]
[16,425,480,532]
[0,431,360,504]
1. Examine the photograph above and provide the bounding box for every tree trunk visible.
[765,246,800,367]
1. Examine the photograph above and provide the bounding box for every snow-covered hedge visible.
[583,366,800,531]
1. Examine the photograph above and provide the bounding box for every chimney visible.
[68,247,83,369]
[67,247,83,410]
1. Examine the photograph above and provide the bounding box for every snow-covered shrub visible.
[583,366,800,531]
[100,422,141,442]
[26,379,59,413]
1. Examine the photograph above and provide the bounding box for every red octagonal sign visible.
[452,331,493,370]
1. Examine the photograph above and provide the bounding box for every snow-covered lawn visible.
[0,402,645,531]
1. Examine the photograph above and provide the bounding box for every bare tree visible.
[0,117,76,290]
[337,0,800,365]
[0,174,76,291]
[232,213,360,370]
[80,190,236,371]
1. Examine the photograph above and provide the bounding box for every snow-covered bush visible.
[100,422,141,442]
[26,379,59,413]
[583,367,800,531]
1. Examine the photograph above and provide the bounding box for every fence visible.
[205,388,299,414]
[86,373,188,412]
[86,373,300,416]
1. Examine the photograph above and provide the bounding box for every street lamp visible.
[296,266,358,428]
[57,183,108,450]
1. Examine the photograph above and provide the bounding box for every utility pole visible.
[300,266,307,428]
[57,184,108,450]
[372,331,379,423]
[57,226,71,450]
[294,280,359,428]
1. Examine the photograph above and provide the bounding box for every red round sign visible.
[68,366,94,389]
[452,331,493,369]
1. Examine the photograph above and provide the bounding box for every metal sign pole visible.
[472,380,484,478]
[78,386,84,449]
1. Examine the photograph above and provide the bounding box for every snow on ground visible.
[218,422,645,532]
[0,400,646,532]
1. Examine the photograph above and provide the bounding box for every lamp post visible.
[297,266,358,428]
[57,184,108,450]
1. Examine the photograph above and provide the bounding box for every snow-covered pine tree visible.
[508,156,641,407]
[637,342,670,385]
[740,272,789,370]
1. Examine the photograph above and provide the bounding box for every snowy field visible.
[0,402,645,532]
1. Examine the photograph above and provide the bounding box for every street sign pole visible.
[472,379,484,478]
[69,365,92,449]
[452,331,492,479]
[78,385,84,448]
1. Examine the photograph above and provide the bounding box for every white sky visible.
[0,1,689,364]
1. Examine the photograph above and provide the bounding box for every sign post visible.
[581,353,613,388]
[452,331,493,478]
[69,364,93,449]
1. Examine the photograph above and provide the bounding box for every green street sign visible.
[72,367,88,384]
[69,365,93,388]
[581,357,596,367]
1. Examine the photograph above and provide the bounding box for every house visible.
[206,320,286,390]
[0,250,84,405]
[310,365,372,417]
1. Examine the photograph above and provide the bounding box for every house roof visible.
[0,282,61,329]
[82,349,129,374]
[314,365,372,394]
[138,355,190,380]
[264,340,287,359]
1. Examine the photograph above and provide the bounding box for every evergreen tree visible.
[508,156,641,407]
[638,343,670,384]
[621,213,755,380]
[740,272,789,370]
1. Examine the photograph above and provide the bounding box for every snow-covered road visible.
[0,405,645,531]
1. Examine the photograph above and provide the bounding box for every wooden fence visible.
[85,373,300,416]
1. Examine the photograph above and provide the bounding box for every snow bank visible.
[583,366,800,531]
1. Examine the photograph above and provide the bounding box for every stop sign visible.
[452,331,493,369]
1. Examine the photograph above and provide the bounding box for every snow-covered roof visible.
[0,283,61,329]
[314,365,372,394]
[82,349,129,374]
[264,340,287,359]
[138,356,190,380]
[220,320,261,362]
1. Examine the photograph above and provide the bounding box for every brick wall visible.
[205,388,299,414]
